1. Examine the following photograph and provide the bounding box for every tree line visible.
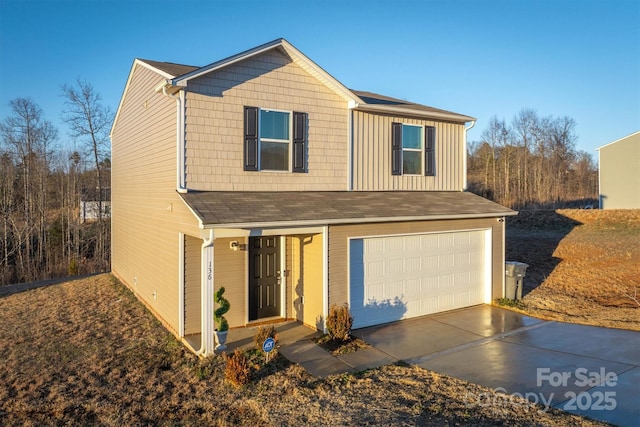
[1,92,597,286]
[0,80,111,286]
[467,108,597,209]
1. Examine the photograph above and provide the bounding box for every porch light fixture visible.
[230,241,240,251]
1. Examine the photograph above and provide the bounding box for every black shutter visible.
[292,111,307,173]
[244,106,259,171]
[425,126,436,176]
[391,122,402,175]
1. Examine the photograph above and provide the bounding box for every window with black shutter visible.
[243,107,308,173]
[391,122,435,176]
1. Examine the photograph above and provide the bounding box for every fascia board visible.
[353,103,476,123]
[596,130,640,151]
[171,39,284,86]
[111,59,175,138]
[201,211,517,230]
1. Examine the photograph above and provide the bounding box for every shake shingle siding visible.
[183,49,349,192]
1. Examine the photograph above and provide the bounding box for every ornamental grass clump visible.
[326,303,353,342]
[224,349,251,386]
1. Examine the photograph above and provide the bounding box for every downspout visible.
[196,229,215,357]
[161,85,187,193]
[322,225,329,334]
[463,120,476,191]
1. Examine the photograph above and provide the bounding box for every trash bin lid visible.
[505,261,529,276]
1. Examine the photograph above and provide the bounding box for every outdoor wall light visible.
[230,241,240,251]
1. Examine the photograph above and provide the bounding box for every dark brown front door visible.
[249,236,281,321]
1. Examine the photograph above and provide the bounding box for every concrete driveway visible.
[353,305,640,427]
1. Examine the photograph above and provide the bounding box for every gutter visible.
[352,102,475,123]
[463,120,477,191]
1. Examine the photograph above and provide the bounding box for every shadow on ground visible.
[505,210,582,297]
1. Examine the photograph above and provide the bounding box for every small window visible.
[401,125,423,175]
[260,110,290,171]
[391,123,436,176]
[244,107,307,173]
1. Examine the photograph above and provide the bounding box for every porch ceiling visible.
[179,191,516,228]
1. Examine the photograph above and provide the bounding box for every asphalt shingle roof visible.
[179,191,515,227]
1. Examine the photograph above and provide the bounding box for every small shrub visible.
[68,258,79,276]
[224,349,251,386]
[254,325,278,354]
[326,303,353,342]
[495,297,526,310]
[214,287,230,332]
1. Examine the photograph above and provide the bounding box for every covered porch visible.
[183,320,322,354]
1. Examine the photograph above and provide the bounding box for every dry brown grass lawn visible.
[1,274,609,426]
[505,209,640,331]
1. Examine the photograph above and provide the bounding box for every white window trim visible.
[258,108,293,173]
[401,123,424,176]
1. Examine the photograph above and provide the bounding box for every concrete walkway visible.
[278,305,639,427]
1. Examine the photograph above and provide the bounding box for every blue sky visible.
[1,0,638,157]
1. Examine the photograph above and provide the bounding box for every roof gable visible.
[168,38,361,104]
[111,59,198,136]
[111,39,475,137]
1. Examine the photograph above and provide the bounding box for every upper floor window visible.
[244,106,307,173]
[391,123,436,176]
[260,110,290,171]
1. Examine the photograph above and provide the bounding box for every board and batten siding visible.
[351,111,465,191]
[287,234,324,329]
[183,49,349,192]
[111,63,201,335]
[328,218,505,308]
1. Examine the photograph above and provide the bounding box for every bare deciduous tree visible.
[469,108,596,209]
[62,79,112,271]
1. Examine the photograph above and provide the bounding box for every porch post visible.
[200,230,215,356]
[322,225,329,334]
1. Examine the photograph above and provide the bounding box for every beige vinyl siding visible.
[184,234,201,335]
[328,219,504,307]
[183,49,349,191]
[214,237,247,328]
[286,237,294,320]
[287,234,324,329]
[352,111,465,191]
[301,234,324,329]
[599,132,640,209]
[111,63,201,335]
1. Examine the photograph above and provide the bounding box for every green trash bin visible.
[505,261,529,300]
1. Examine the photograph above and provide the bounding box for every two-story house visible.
[110,39,515,356]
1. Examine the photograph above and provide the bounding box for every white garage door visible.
[349,230,490,329]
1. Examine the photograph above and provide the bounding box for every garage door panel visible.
[350,230,490,329]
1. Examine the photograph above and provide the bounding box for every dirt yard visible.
[1,209,637,426]
[505,209,640,331]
